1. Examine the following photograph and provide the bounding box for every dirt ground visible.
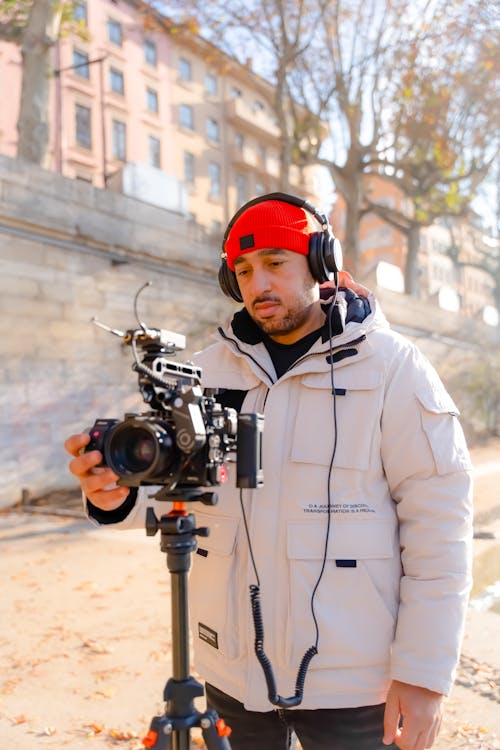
[1,439,499,750]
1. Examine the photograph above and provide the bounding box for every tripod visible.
[142,492,232,750]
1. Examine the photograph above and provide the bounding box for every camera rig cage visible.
[87,282,263,501]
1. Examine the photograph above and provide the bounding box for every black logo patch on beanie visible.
[239,234,255,250]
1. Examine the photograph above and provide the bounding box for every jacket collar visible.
[211,292,387,386]
[229,287,371,346]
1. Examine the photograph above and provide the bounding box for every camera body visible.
[85,306,263,499]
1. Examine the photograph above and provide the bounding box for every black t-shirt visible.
[262,327,323,379]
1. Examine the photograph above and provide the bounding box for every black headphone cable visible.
[239,285,340,709]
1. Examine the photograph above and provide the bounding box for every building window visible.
[236,174,246,205]
[231,87,242,98]
[179,57,192,82]
[210,219,222,234]
[144,38,157,66]
[235,132,244,152]
[146,87,159,113]
[179,104,194,130]
[148,136,161,168]
[112,119,126,160]
[205,73,217,96]
[208,162,221,198]
[110,67,124,95]
[206,117,220,143]
[108,18,122,46]
[73,49,89,79]
[73,1,87,24]
[184,151,195,186]
[75,104,91,149]
[255,182,265,195]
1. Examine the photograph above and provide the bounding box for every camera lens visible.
[105,419,177,481]
[121,430,156,472]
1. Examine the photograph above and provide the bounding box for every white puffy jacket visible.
[88,294,473,711]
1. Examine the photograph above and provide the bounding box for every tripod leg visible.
[200,710,233,750]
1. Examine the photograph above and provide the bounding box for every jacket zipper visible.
[217,328,366,405]
[282,334,367,376]
[217,326,276,384]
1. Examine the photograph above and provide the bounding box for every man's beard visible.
[250,280,319,339]
[252,303,314,338]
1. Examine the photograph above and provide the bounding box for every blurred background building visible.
[0,0,321,231]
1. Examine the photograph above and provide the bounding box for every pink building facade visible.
[0,0,175,187]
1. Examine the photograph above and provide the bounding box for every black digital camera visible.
[85,285,263,501]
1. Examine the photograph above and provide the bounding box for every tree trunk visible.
[405,223,421,296]
[17,0,62,166]
[332,166,364,276]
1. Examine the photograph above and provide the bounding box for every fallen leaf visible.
[87,688,115,700]
[81,639,114,654]
[75,580,97,591]
[108,728,139,741]
[12,715,31,725]
[84,722,105,736]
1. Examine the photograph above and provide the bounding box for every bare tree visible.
[166,0,499,291]
[366,1,500,294]
[0,0,88,165]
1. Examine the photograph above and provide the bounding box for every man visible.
[65,194,473,750]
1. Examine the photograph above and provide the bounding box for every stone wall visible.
[1,156,498,506]
[0,156,235,505]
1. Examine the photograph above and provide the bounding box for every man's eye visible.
[236,268,249,277]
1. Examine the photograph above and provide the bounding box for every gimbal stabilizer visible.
[142,490,232,750]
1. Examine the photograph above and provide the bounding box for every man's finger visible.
[68,450,105,478]
[83,468,121,494]
[64,433,90,457]
[383,696,400,745]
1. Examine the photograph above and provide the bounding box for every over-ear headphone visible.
[218,192,343,302]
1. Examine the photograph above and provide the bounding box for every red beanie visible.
[224,200,314,270]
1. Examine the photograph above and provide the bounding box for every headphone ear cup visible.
[218,261,243,302]
[308,232,343,284]
[308,232,333,283]
[325,236,343,276]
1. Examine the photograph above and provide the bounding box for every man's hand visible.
[64,433,130,511]
[383,680,444,750]
[338,270,370,297]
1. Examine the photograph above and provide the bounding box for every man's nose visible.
[250,267,272,295]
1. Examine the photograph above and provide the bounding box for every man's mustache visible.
[252,295,281,309]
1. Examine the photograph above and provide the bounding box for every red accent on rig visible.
[215,718,232,737]
[142,729,158,748]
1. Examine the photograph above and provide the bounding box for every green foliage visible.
[0,1,89,43]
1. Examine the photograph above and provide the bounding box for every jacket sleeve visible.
[380,339,473,696]
[85,487,171,530]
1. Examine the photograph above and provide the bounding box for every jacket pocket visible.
[285,519,398,669]
[189,513,241,659]
[290,371,382,470]
[416,387,472,475]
